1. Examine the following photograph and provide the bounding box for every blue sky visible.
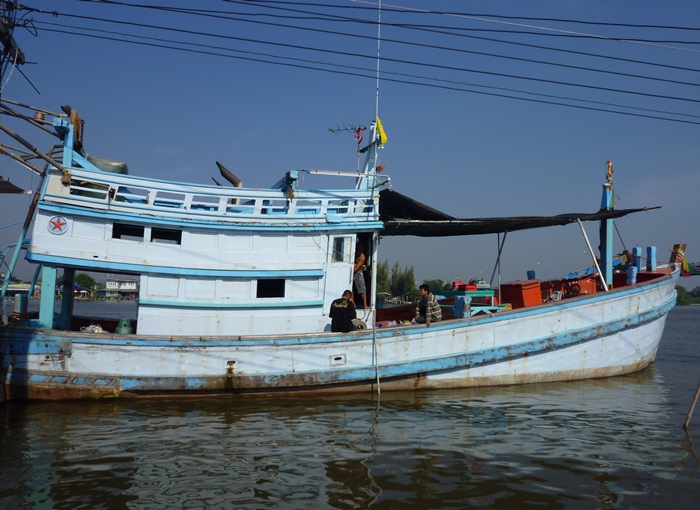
[1,0,699,289]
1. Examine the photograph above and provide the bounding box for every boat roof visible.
[379,189,660,237]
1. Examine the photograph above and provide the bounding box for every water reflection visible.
[2,364,698,509]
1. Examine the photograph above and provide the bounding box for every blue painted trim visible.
[3,296,675,393]
[37,202,384,233]
[139,298,325,309]
[4,289,675,354]
[6,296,673,392]
[25,253,324,278]
[373,298,676,379]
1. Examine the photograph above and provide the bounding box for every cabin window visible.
[151,227,182,245]
[331,237,351,263]
[112,223,144,242]
[257,279,285,298]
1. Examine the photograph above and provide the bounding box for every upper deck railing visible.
[42,167,381,225]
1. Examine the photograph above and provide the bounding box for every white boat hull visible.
[1,270,677,399]
[0,102,682,401]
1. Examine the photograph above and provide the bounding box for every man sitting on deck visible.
[330,290,357,333]
[415,284,442,327]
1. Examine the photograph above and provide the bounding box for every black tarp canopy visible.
[0,175,26,194]
[378,188,660,237]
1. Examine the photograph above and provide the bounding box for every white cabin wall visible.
[31,207,364,336]
[135,230,357,336]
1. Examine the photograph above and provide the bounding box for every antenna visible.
[374,0,382,120]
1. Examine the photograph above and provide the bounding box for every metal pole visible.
[684,380,700,430]
[371,231,380,397]
[0,190,39,300]
[577,219,609,292]
[0,122,66,175]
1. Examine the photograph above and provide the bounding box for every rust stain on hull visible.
[3,359,656,401]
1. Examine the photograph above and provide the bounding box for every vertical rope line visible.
[374,1,382,120]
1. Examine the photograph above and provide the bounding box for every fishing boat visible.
[0,100,680,400]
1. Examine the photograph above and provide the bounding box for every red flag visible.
[354,127,363,146]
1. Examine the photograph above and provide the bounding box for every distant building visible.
[98,277,139,299]
[4,283,39,298]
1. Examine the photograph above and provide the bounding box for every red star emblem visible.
[48,216,68,234]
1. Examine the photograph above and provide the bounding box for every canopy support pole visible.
[578,219,608,292]
[489,232,507,289]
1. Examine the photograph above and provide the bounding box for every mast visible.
[599,161,614,287]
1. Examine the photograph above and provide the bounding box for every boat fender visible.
[115,317,133,334]
[352,318,367,330]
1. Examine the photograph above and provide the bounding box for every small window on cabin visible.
[332,237,351,263]
[152,227,182,245]
[257,279,285,298]
[112,223,144,242]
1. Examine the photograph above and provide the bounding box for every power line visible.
[17,1,700,125]
[40,2,700,76]
[29,12,700,106]
[35,23,700,126]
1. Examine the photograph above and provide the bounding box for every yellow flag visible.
[376,117,388,145]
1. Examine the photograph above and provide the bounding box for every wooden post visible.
[684,380,700,430]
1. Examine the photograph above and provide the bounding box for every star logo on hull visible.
[48,216,69,235]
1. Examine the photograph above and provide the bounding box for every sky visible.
[1,0,699,290]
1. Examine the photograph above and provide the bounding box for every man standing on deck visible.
[330,290,357,333]
[353,243,367,308]
[415,284,442,327]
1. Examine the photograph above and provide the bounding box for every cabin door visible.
[324,236,354,309]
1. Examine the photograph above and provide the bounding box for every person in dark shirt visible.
[330,290,357,332]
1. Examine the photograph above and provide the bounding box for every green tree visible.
[675,286,700,305]
[75,273,97,291]
[676,286,693,306]
[376,260,390,295]
[422,279,451,293]
[390,262,418,300]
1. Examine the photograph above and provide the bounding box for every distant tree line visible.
[675,286,700,305]
[376,261,451,301]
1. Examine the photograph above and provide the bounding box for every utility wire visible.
[18,2,700,124]
[37,20,700,121]
[28,13,700,106]
[35,24,700,126]
[34,3,700,79]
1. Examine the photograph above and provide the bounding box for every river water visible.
[1,306,699,509]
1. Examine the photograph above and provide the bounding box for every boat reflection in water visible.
[1,365,696,509]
